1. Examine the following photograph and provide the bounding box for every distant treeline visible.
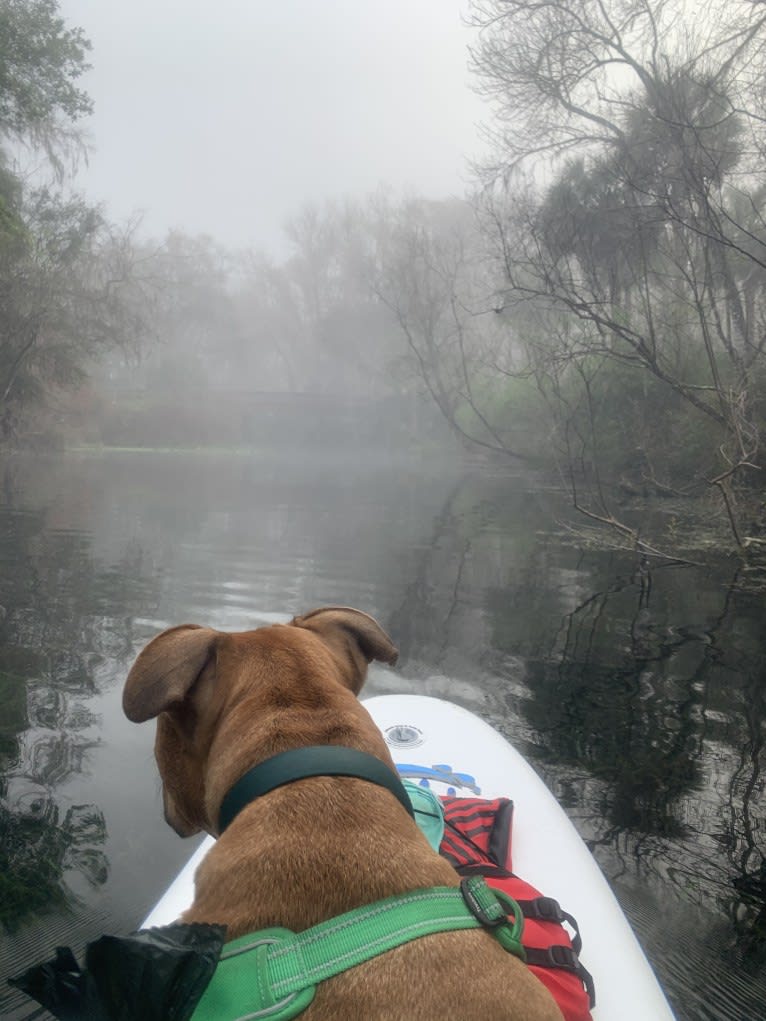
[3,1,766,551]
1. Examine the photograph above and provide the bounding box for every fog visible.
[4,0,766,549]
[4,8,766,1021]
[58,0,487,254]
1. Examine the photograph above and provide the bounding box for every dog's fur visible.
[123,607,562,1020]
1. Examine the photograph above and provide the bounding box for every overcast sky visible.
[57,1,489,255]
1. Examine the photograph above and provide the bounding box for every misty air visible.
[1,3,765,1021]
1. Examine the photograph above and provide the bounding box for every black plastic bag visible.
[8,922,226,1021]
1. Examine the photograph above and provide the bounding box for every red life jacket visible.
[439,796,595,1021]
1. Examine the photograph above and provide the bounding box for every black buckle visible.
[532,897,564,922]
[525,945,596,1009]
[518,897,583,954]
[546,945,578,968]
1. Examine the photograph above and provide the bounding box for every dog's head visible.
[122,607,398,838]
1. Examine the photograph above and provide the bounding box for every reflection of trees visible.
[724,643,766,969]
[487,559,766,962]
[521,566,706,841]
[0,495,159,931]
[388,477,468,666]
[0,801,107,931]
[388,473,549,675]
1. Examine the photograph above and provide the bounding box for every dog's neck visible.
[218,745,415,833]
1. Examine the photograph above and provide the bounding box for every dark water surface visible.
[0,451,764,1020]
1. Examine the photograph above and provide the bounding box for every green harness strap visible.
[191,876,525,1021]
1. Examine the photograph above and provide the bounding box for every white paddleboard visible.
[142,694,676,1020]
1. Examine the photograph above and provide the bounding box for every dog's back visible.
[124,607,563,1020]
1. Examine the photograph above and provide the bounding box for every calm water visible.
[0,451,764,1021]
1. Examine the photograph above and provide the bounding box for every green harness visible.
[193,748,525,1020]
[191,876,525,1021]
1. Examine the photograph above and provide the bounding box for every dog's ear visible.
[123,624,218,723]
[290,607,398,694]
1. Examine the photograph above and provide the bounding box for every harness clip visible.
[460,876,506,927]
[459,877,526,963]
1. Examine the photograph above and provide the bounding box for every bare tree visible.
[469,0,766,550]
[366,194,530,458]
[0,193,159,429]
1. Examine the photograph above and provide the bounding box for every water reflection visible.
[0,468,162,950]
[485,552,766,1014]
[0,800,107,931]
[382,470,766,1017]
[521,566,707,840]
[0,454,763,1021]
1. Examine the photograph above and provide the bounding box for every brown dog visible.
[123,607,562,1020]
